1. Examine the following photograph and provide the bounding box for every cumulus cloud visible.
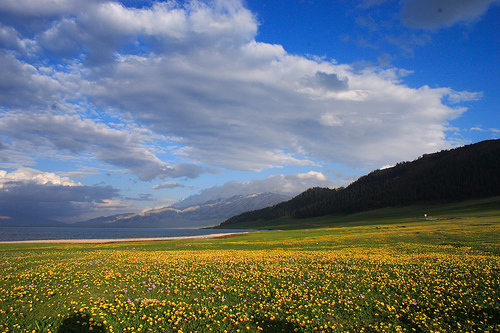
[400,0,499,30]
[0,0,483,181]
[0,111,219,180]
[173,171,338,207]
[0,168,120,223]
[0,53,72,108]
[0,167,80,187]
[95,37,470,169]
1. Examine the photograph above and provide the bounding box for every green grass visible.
[0,205,499,333]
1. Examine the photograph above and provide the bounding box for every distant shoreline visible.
[0,232,247,244]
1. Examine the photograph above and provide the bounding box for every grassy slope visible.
[213,196,500,230]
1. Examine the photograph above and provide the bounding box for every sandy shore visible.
[0,232,246,244]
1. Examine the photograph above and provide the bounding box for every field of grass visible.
[0,211,499,332]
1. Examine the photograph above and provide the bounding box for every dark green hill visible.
[217,139,500,228]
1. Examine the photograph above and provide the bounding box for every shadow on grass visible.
[57,312,106,333]
[252,316,302,332]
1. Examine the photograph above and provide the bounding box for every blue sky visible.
[0,0,498,224]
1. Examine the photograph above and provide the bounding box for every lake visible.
[0,227,251,242]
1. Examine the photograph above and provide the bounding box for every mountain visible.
[75,192,291,228]
[217,139,500,227]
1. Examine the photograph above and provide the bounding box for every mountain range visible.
[74,192,291,228]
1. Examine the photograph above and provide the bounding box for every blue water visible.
[0,227,252,242]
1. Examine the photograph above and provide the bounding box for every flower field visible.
[1,218,499,332]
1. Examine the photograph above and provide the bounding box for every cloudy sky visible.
[0,0,498,224]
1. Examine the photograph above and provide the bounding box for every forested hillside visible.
[219,139,500,226]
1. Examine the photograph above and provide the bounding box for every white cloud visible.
[0,167,81,187]
[291,171,329,181]
[94,39,470,169]
[0,0,483,181]
[0,53,72,108]
[401,0,499,30]
[0,111,219,180]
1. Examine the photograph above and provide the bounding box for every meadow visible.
[0,212,499,332]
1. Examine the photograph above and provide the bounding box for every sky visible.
[0,0,498,224]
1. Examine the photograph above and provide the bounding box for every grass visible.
[0,206,499,332]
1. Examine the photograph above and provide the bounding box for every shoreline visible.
[0,232,247,244]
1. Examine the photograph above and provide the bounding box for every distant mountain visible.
[75,192,291,228]
[217,139,500,227]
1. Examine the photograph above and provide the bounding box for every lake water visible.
[0,227,252,242]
